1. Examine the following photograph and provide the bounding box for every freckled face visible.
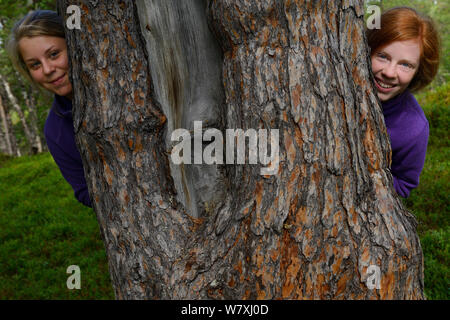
[19,36,72,98]
[371,39,421,102]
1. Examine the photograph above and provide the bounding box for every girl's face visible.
[371,39,421,102]
[19,35,72,98]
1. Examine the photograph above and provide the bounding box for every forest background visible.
[0,0,448,299]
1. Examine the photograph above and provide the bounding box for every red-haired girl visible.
[367,7,440,198]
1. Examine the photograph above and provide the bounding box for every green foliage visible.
[0,153,114,299]
[0,0,55,156]
[416,82,450,149]
[420,228,449,300]
[0,152,12,166]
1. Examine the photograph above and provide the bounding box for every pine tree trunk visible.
[58,0,424,299]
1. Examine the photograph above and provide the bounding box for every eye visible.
[377,53,388,60]
[29,61,40,70]
[400,62,413,69]
[49,50,60,59]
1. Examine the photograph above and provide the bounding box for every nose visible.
[381,62,396,79]
[41,59,55,76]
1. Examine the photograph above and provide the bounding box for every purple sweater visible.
[382,90,429,198]
[44,95,92,207]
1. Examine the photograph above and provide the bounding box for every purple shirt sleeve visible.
[382,91,429,198]
[391,123,429,198]
[44,96,92,208]
[45,134,92,207]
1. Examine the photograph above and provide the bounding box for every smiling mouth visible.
[375,78,396,89]
[50,74,65,84]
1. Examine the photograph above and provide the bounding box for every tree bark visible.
[59,0,424,299]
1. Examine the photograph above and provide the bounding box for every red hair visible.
[367,7,440,92]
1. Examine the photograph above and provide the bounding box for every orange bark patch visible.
[104,163,113,185]
[314,273,330,299]
[256,281,266,300]
[253,245,264,272]
[361,246,370,265]
[291,84,302,108]
[284,129,296,166]
[102,68,109,79]
[132,61,142,82]
[264,207,276,227]
[124,24,137,49]
[228,276,235,288]
[282,254,301,298]
[363,120,379,172]
[312,162,321,186]
[123,190,130,206]
[280,224,301,299]
[134,89,144,106]
[255,180,263,212]
[332,255,343,274]
[352,66,364,87]
[234,260,244,283]
[270,247,280,263]
[311,45,325,58]
[380,265,395,299]
[117,142,126,162]
[81,3,89,14]
[294,124,303,149]
[133,134,143,154]
[336,272,350,296]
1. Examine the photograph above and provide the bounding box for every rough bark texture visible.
[59,0,424,299]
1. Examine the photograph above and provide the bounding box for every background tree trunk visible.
[0,94,14,155]
[0,74,37,154]
[20,79,43,153]
[59,0,424,299]
[0,93,20,156]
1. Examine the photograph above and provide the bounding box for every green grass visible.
[0,153,114,299]
[0,83,448,300]
[402,82,450,300]
[403,142,449,300]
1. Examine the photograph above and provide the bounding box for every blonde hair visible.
[7,10,65,84]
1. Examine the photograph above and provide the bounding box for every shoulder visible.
[399,91,429,139]
[403,92,428,126]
